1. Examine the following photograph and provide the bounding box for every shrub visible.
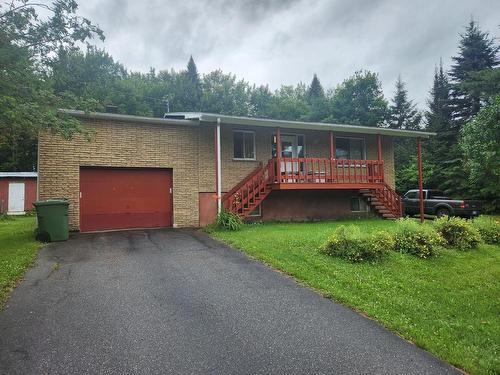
[394,218,443,258]
[319,225,393,262]
[471,215,500,244]
[216,210,243,231]
[433,216,481,250]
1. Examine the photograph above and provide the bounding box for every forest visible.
[0,0,499,210]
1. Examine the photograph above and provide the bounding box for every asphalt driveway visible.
[0,229,459,374]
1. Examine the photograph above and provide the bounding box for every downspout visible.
[216,118,222,214]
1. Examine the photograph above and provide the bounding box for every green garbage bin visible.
[33,200,69,242]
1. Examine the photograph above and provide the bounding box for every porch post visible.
[329,130,335,159]
[377,134,382,161]
[215,118,222,214]
[417,137,424,223]
[276,127,281,182]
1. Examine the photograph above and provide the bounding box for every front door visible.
[8,182,25,214]
[280,135,299,173]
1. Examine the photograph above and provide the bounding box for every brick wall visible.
[39,119,200,230]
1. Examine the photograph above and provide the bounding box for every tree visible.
[387,76,421,130]
[179,55,202,111]
[200,70,252,116]
[450,21,499,123]
[0,0,103,171]
[460,95,500,211]
[306,74,327,122]
[387,76,422,192]
[424,61,454,191]
[307,74,325,102]
[327,71,387,126]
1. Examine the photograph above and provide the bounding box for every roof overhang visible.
[0,172,38,178]
[59,109,200,127]
[168,112,435,138]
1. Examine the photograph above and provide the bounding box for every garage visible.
[80,168,173,232]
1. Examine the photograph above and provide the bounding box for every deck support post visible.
[276,127,281,182]
[215,118,222,214]
[417,137,424,223]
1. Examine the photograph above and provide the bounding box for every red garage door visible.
[80,168,173,232]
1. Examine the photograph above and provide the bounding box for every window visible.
[350,197,369,212]
[335,137,366,160]
[248,205,261,217]
[271,134,305,158]
[233,131,255,160]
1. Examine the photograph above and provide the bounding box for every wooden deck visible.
[268,157,385,189]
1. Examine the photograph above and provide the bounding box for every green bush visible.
[471,216,500,244]
[319,225,393,262]
[216,210,243,231]
[433,216,481,250]
[394,218,443,258]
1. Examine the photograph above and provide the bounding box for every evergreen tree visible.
[307,74,327,121]
[424,62,454,190]
[178,55,202,111]
[388,76,422,192]
[307,74,325,102]
[388,76,421,130]
[450,21,499,123]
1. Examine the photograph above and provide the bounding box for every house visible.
[37,110,434,232]
[0,172,38,215]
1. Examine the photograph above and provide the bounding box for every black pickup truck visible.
[403,189,482,218]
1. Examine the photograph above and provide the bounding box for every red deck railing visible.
[269,157,384,186]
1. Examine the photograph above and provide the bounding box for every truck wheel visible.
[436,207,450,218]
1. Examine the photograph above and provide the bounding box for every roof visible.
[60,109,436,139]
[0,172,37,178]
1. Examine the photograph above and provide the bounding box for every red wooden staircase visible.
[222,161,273,218]
[359,183,403,219]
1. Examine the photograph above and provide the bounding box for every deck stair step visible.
[361,183,403,220]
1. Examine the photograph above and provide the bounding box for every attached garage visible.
[79,168,173,232]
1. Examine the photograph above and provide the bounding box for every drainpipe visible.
[216,118,222,214]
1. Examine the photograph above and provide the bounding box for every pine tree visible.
[307,74,325,102]
[450,21,499,123]
[388,76,421,191]
[424,61,454,190]
[306,74,327,121]
[388,76,421,130]
[179,55,202,111]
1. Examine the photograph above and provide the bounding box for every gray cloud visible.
[79,0,499,108]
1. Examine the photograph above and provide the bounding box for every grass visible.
[0,216,43,308]
[207,218,500,375]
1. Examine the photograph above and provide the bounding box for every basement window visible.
[350,197,369,212]
[233,130,256,160]
[247,205,262,217]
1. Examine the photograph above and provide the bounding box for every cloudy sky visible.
[78,0,499,108]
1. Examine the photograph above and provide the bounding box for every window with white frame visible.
[233,130,256,160]
[336,137,366,160]
[350,197,369,212]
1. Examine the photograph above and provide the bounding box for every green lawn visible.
[0,216,42,307]
[208,219,500,375]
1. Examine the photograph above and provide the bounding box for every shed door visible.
[8,182,25,213]
[80,168,173,232]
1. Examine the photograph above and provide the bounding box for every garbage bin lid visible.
[33,199,69,207]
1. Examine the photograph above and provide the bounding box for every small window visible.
[350,197,369,212]
[248,205,261,217]
[233,131,255,160]
[336,137,366,160]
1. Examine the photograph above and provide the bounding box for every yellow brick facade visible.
[38,117,396,230]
